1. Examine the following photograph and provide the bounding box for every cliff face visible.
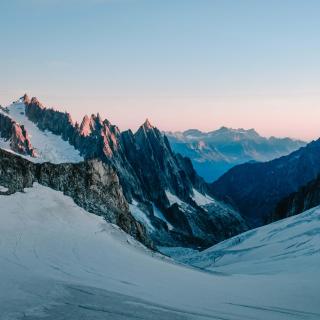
[0,111,36,157]
[0,148,151,248]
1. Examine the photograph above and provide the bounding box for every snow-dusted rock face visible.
[4,99,83,163]
[166,127,306,182]
[11,94,247,249]
[0,148,150,247]
[0,111,36,157]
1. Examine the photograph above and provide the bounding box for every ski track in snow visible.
[6,101,83,164]
[0,184,320,319]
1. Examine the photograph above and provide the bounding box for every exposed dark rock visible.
[0,148,151,248]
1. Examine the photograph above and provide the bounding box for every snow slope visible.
[5,101,83,163]
[181,206,320,276]
[0,185,320,319]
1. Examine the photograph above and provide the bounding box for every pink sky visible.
[3,91,319,142]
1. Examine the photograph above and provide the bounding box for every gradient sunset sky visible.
[1,0,320,140]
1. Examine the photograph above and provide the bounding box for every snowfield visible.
[0,184,320,319]
[181,206,320,275]
[6,101,83,164]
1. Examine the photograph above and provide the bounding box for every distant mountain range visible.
[166,127,306,182]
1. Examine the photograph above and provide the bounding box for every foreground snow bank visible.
[0,184,319,319]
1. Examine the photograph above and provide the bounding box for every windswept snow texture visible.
[182,206,320,275]
[6,102,83,163]
[0,185,320,319]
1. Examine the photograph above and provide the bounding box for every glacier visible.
[0,184,319,319]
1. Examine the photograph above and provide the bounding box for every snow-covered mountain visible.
[1,184,319,319]
[0,95,247,249]
[166,127,306,182]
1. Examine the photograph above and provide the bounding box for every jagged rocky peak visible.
[29,96,45,109]
[80,114,98,136]
[143,118,153,130]
[11,123,37,157]
[21,93,30,104]
[135,119,168,153]
[136,119,163,141]
[80,113,115,137]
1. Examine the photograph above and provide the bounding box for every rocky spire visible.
[10,123,37,157]
[30,97,44,109]
[21,93,30,104]
[79,113,103,136]
[142,118,153,130]
[79,115,91,136]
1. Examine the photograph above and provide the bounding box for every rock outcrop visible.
[0,148,151,248]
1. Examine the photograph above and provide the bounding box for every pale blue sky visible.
[1,0,320,139]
